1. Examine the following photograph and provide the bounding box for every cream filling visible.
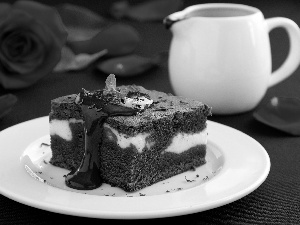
[50,118,84,141]
[50,119,207,154]
[164,128,208,154]
[104,124,207,154]
[103,124,154,153]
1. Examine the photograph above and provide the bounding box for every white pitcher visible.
[164,3,300,114]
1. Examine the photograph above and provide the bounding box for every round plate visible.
[0,116,270,219]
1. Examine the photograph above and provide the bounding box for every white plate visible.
[0,116,270,219]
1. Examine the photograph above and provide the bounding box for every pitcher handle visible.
[266,18,300,87]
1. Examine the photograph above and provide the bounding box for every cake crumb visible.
[40,143,50,147]
[203,176,209,181]
[185,176,195,182]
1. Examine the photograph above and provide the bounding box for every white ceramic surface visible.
[167,3,300,114]
[0,116,270,219]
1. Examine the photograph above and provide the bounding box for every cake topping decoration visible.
[75,74,153,111]
[104,74,117,93]
[122,91,153,110]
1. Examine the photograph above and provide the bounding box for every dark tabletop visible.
[0,0,300,224]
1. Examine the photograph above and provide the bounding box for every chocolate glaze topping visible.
[65,75,152,190]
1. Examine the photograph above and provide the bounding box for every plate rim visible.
[0,116,270,219]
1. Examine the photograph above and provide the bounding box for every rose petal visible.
[111,0,183,21]
[0,94,18,119]
[0,28,45,74]
[54,46,107,72]
[56,3,106,42]
[0,3,11,21]
[96,54,161,77]
[0,9,54,47]
[68,23,140,56]
[1,30,35,60]
[253,97,300,136]
[14,0,67,46]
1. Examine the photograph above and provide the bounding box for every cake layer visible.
[50,120,207,191]
[50,85,211,134]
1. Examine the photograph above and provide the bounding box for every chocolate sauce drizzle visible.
[65,89,141,190]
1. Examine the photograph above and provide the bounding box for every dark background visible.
[0,0,300,224]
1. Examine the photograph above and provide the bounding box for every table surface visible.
[0,0,299,224]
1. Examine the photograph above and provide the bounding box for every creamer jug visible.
[164,3,300,114]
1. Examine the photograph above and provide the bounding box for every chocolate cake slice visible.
[49,76,211,192]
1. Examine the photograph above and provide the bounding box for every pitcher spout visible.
[163,11,186,29]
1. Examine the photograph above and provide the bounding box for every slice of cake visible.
[49,75,211,192]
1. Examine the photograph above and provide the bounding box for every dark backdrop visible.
[0,0,300,224]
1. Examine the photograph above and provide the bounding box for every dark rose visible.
[0,0,67,89]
